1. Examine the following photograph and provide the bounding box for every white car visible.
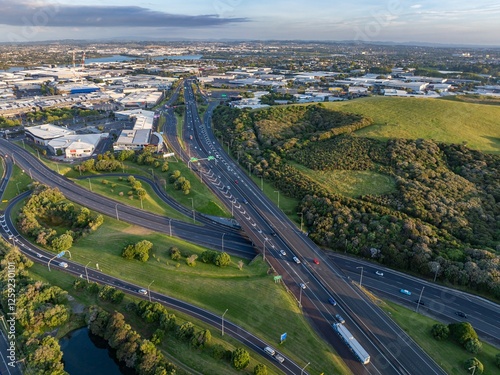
[138,289,148,295]
[280,249,286,256]
[375,271,384,276]
[300,283,306,290]
[293,256,301,264]
[36,253,43,258]
[58,262,68,268]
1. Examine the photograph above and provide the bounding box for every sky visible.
[1,0,500,45]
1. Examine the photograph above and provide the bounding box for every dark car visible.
[328,297,337,306]
[414,299,425,305]
[455,311,468,318]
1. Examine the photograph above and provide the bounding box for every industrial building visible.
[25,124,76,145]
[47,133,108,158]
[113,109,163,152]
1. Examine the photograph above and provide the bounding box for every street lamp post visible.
[149,168,154,180]
[147,280,155,303]
[263,238,268,262]
[274,190,280,208]
[188,197,195,223]
[85,261,91,283]
[221,233,225,252]
[301,362,310,375]
[169,218,172,237]
[115,204,119,221]
[15,182,21,195]
[469,365,477,375]
[433,264,440,282]
[28,168,33,179]
[88,178,92,191]
[299,282,309,307]
[221,308,228,336]
[298,212,304,232]
[356,266,364,288]
[416,286,425,313]
[260,176,263,191]
[247,162,252,174]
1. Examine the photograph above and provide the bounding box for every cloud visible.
[410,4,422,9]
[0,0,248,28]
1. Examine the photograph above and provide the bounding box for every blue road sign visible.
[280,332,287,342]
[56,251,66,258]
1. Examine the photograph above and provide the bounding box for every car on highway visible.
[138,289,148,295]
[234,179,238,184]
[242,198,248,204]
[59,262,68,268]
[274,353,285,364]
[375,270,384,276]
[300,283,307,289]
[280,249,286,256]
[335,314,345,324]
[36,253,43,258]
[400,289,411,296]
[313,258,320,265]
[414,299,425,305]
[455,311,468,318]
[328,297,337,306]
[292,256,301,264]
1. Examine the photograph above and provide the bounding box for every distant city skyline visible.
[1,0,500,46]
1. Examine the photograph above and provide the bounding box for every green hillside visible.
[325,97,500,153]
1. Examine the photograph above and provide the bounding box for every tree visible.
[151,329,165,345]
[136,188,147,201]
[169,246,181,260]
[177,322,195,340]
[51,233,73,252]
[231,347,250,370]
[215,252,231,267]
[464,358,484,374]
[191,329,212,348]
[495,353,500,368]
[449,322,478,345]
[186,254,198,267]
[465,338,482,354]
[254,364,268,375]
[431,323,449,341]
[162,162,169,172]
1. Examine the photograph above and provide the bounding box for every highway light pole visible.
[148,280,155,303]
[188,197,195,223]
[221,233,225,252]
[15,182,21,195]
[416,286,425,313]
[301,362,310,375]
[88,178,92,191]
[85,261,90,283]
[299,283,309,307]
[298,212,304,232]
[263,238,268,262]
[149,168,154,180]
[28,168,33,179]
[169,218,172,237]
[356,266,364,288]
[221,308,228,336]
[274,190,280,208]
[260,176,263,191]
[115,204,119,221]
[433,264,440,282]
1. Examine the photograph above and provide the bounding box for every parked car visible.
[400,289,411,296]
[375,270,384,276]
[455,311,468,318]
[138,289,148,295]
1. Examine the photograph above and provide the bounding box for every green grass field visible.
[26,217,350,375]
[381,301,499,375]
[324,97,500,153]
[292,162,397,198]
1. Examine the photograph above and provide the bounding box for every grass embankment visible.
[325,97,500,153]
[25,217,350,375]
[0,164,32,211]
[381,301,499,375]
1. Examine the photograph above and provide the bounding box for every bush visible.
[464,338,482,354]
[431,323,449,341]
[211,344,226,360]
[186,254,198,267]
[231,348,250,370]
[215,252,231,267]
[464,358,483,374]
[496,353,500,368]
[169,246,181,260]
[449,322,478,345]
[254,364,268,375]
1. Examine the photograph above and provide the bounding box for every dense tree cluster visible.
[213,105,500,300]
[17,185,103,251]
[200,250,232,267]
[86,306,177,375]
[0,242,68,374]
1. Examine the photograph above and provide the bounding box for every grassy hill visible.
[325,97,500,154]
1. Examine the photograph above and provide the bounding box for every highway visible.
[175,80,449,375]
[329,253,500,347]
[0,139,256,260]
